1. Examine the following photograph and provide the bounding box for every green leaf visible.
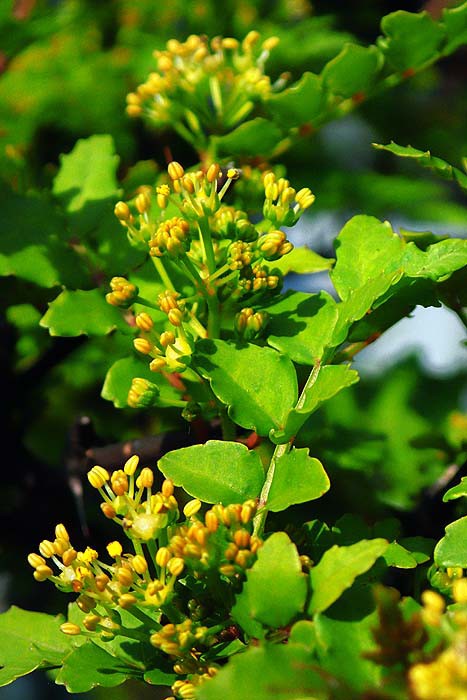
[53,135,120,236]
[270,365,359,444]
[266,291,339,365]
[378,11,445,72]
[331,215,403,302]
[0,607,78,686]
[158,441,264,504]
[308,539,388,614]
[213,118,283,158]
[442,2,467,54]
[398,537,434,564]
[443,476,467,502]
[272,246,334,275]
[40,289,132,337]
[314,586,381,691]
[322,44,383,98]
[55,640,135,693]
[0,190,88,288]
[233,533,307,630]
[373,142,467,191]
[143,667,178,685]
[267,448,330,512]
[382,542,418,569]
[265,72,324,129]
[101,355,179,408]
[434,516,467,568]
[194,340,297,436]
[196,643,328,700]
[403,238,467,281]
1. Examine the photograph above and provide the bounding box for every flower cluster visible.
[108,160,315,407]
[28,456,262,699]
[125,32,286,146]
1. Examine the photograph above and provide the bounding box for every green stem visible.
[252,361,322,537]
[207,293,221,338]
[151,256,176,292]
[135,296,160,310]
[253,441,290,537]
[197,217,217,275]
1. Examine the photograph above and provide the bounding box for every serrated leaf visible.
[158,441,264,504]
[309,539,388,614]
[40,289,132,337]
[265,72,324,129]
[272,246,334,275]
[101,355,179,408]
[0,607,77,686]
[55,640,135,693]
[443,476,467,502]
[53,135,120,236]
[196,643,327,700]
[373,142,467,191]
[233,533,307,630]
[194,340,297,436]
[322,43,383,98]
[270,365,359,444]
[266,447,330,512]
[378,11,445,72]
[0,190,88,288]
[442,1,467,54]
[213,118,283,158]
[434,516,467,567]
[266,291,339,365]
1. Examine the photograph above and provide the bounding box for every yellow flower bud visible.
[38,540,56,558]
[83,614,100,631]
[88,466,110,489]
[55,524,70,542]
[100,502,116,519]
[132,555,148,574]
[118,594,137,609]
[453,578,467,604]
[156,547,172,568]
[167,557,185,577]
[28,553,45,568]
[133,338,153,355]
[206,163,221,183]
[114,201,131,221]
[136,467,154,489]
[135,191,151,214]
[124,454,139,476]
[107,541,123,558]
[95,574,110,592]
[116,567,133,587]
[135,312,154,332]
[149,357,167,372]
[227,168,240,180]
[33,564,53,581]
[162,479,174,497]
[60,622,82,636]
[262,36,280,52]
[168,161,185,180]
[62,548,77,566]
[168,308,183,326]
[183,499,202,518]
[205,510,219,532]
[160,331,176,347]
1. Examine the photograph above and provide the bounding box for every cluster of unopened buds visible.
[28,456,262,698]
[125,32,287,144]
[109,160,315,397]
